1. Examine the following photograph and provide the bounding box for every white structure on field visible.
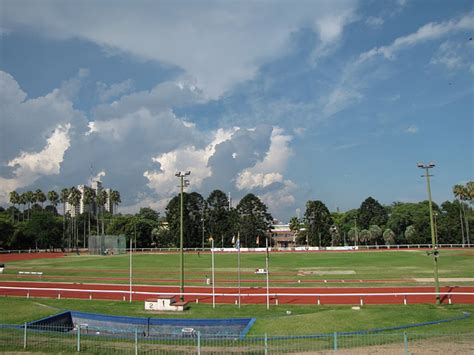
[145,296,188,312]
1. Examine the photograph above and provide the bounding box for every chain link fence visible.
[0,324,472,354]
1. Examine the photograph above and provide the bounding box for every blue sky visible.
[0,0,472,221]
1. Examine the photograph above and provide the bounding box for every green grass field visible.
[1,250,473,340]
[1,297,473,336]
[2,249,473,287]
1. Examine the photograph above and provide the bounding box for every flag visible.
[231,235,235,244]
[256,236,259,245]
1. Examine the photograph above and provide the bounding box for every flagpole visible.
[265,235,270,310]
[238,233,241,308]
[211,237,215,309]
[129,235,132,303]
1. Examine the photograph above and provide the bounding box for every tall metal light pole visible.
[175,171,191,302]
[417,162,440,305]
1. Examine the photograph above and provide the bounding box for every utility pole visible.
[175,171,191,302]
[418,162,440,305]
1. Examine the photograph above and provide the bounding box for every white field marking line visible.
[0,286,473,298]
[1,280,461,290]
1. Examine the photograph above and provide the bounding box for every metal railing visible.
[0,324,472,354]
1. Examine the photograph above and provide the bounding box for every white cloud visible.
[236,127,293,190]
[430,40,471,71]
[144,127,238,196]
[96,79,133,102]
[405,125,418,134]
[322,87,363,117]
[0,124,71,203]
[359,12,474,62]
[2,1,358,98]
[0,70,85,163]
[88,170,106,186]
[366,16,384,28]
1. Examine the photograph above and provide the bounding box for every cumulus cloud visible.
[96,79,133,102]
[144,127,238,196]
[236,127,293,190]
[0,70,85,163]
[0,124,71,203]
[2,0,358,98]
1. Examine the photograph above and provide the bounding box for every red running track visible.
[1,281,473,305]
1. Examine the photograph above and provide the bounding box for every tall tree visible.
[382,228,396,245]
[289,216,302,244]
[236,193,273,248]
[368,225,382,245]
[304,200,333,247]
[47,190,59,211]
[68,186,82,250]
[357,197,388,230]
[35,189,46,208]
[9,191,20,222]
[165,192,206,248]
[82,186,96,245]
[60,188,70,248]
[109,190,121,215]
[24,191,34,220]
[96,189,108,236]
[206,190,231,247]
[453,184,467,245]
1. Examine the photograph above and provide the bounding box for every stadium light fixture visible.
[418,162,440,305]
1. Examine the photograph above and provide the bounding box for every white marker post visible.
[266,236,270,310]
[211,237,215,309]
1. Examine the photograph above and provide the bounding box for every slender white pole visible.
[238,234,241,308]
[266,236,270,310]
[129,236,132,303]
[211,238,215,309]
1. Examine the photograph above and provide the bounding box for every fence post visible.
[404,332,408,355]
[23,322,27,349]
[264,333,268,355]
[197,331,201,355]
[135,329,138,355]
[77,325,81,352]
[333,332,338,355]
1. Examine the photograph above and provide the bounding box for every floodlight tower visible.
[417,162,440,305]
[175,171,191,302]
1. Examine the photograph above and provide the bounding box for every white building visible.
[65,181,114,217]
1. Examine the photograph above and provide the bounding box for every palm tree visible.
[383,228,396,246]
[109,190,121,215]
[24,191,34,220]
[35,189,46,209]
[47,190,59,213]
[289,216,301,245]
[68,187,82,252]
[82,187,96,246]
[453,184,467,245]
[459,184,471,246]
[9,191,20,222]
[60,188,70,249]
[19,192,27,221]
[96,189,108,236]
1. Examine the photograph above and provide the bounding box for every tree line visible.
[0,183,472,250]
[1,187,120,251]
